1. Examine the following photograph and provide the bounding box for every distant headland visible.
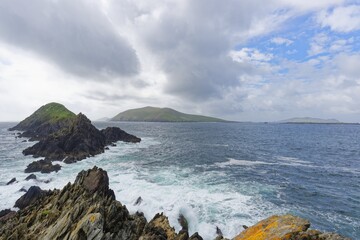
[110,106,228,122]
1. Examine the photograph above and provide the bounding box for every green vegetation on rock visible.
[17,102,76,128]
[112,106,227,122]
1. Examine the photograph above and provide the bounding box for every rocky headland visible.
[0,167,351,240]
[10,103,141,167]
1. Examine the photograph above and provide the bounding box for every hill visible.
[9,102,76,140]
[111,106,227,122]
[279,117,341,124]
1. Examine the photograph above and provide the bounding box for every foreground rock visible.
[101,127,141,144]
[234,214,351,240]
[0,167,350,240]
[25,159,61,173]
[0,167,201,240]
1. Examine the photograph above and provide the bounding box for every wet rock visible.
[105,147,110,150]
[0,209,16,223]
[178,214,188,231]
[14,186,48,209]
[134,196,143,206]
[6,178,16,185]
[25,159,61,173]
[216,226,223,237]
[242,225,248,229]
[101,127,141,144]
[25,174,37,181]
[19,187,27,193]
[189,232,203,240]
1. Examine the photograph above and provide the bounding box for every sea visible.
[0,122,359,239]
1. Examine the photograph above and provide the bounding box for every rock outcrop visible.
[22,113,140,164]
[0,167,201,240]
[0,167,350,240]
[234,214,351,240]
[101,127,141,144]
[25,159,61,173]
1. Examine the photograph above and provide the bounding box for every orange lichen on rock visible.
[234,214,310,240]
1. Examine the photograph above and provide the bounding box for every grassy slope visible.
[112,106,227,122]
[15,102,76,129]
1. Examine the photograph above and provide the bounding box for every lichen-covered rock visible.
[234,214,310,240]
[234,214,350,240]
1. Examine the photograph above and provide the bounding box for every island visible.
[9,103,141,168]
[111,106,227,122]
[279,117,343,124]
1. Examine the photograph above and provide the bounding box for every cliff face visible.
[0,167,351,240]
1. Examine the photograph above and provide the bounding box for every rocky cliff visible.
[0,167,351,240]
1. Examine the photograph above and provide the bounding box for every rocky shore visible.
[0,167,351,240]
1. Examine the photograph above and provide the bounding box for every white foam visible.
[215,158,271,167]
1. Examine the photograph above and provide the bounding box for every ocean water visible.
[0,122,359,239]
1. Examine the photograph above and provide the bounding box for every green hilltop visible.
[15,102,76,128]
[111,106,227,122]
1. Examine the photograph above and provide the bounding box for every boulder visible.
[0,209,16,223]
[25,159,61,173]
[14,186,48,209]
[25,174,37,181]
[101,127,141,144]
[6,178,16,185]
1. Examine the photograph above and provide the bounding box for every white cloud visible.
[308,33,329,56]
[271,37,293,46]
[317,5,360,32]
[230,48,273,64]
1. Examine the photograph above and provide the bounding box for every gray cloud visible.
[0,0,139,79]
[108,0,277,101]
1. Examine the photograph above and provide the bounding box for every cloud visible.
[308,33,329,56]
[317,5,360,32]
[271,37,293,46]
[0,0,139,79]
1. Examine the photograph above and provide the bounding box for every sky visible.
[0,0,360,122]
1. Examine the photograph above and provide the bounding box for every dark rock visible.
[101,127,141,144]
[14,186,48,210]
[111,143,117,147]
[104,147,109,150]
[21,140,27,143]
[6,178,16,185]
[242,225,248,229]
[25,159,61,173]
[134,196,143,206]
[216,226,223,237]
[25,174,37,181]
[178,214,188,231]
[189,232,203,240]
[0,209,12,218]
[19,187,27,193]
[0,209,16,223]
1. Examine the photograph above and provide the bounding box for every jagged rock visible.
[23,113,106,162]
[19,187,27,192]
[233,214,350,240]
[14,186,48,210]
[25,159,61,173]
[134,196,143,206]
[101,127,141,144]
[178,214,188,231]
[0,209,16,223]
[25,174,37,181]
[189,232,203,240]
[6,178,16,185]
[22,113,141,164]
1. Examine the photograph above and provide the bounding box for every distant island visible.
[111,106,227,122]
[279,117,343,124]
